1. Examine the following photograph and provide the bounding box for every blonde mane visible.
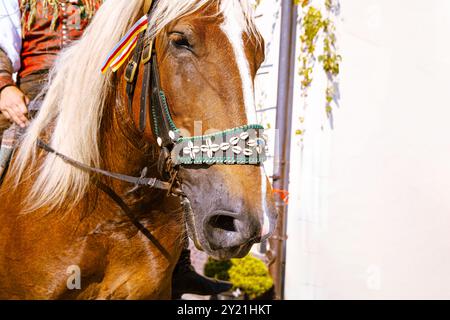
[12,0,257,210]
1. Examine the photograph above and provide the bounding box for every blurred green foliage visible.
[204,257,232,281]
[204,255,273,299]
[297,0,341,119]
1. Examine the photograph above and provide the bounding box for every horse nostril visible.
[208,215,237,232]
[204,211,260,251]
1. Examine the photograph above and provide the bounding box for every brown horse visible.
[0,0,277,299]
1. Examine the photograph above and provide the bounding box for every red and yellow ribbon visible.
[101,15,149,73]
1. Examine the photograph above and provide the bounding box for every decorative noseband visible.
[174,124,268,165]
[151,91,268,166]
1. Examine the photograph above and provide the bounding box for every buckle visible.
[124,60,138,83]
[142,39,153,64]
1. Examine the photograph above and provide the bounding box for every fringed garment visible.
[19,0,103,79]
[0,0,103,180]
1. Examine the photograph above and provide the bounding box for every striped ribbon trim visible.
[110,37,138,72]
[101,15,149,73]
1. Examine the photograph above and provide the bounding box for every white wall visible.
[282,0,450,299]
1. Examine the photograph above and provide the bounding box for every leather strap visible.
[125,32,145,115]
[126,0,156,129]
[150,53,177,148]
[93,178,172,262]
[139,46,152,132]
[36,139,179,193]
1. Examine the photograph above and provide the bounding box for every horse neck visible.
[98,96,159,198]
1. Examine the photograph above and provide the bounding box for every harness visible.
[37,1,268,260]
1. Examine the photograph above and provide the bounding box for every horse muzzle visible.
[191,209,258,260]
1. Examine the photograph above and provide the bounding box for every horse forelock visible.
[10,0,258,211]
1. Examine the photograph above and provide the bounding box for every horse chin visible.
[185,219,257,260]
[205,243,254,261]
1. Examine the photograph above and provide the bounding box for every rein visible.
[36,2,269,260]
[36,139,182,195]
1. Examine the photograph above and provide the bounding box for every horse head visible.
[12,0,277,262]
[130,1,278,260]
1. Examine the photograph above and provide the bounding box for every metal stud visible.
[230,136,240,145]
[232,146,242,154]
[239,132,249,140]
[183,141,200,159]
[247,139,257,147]
[220,143,230,151]
[200,139,220,158]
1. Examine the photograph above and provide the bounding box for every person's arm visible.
[0,0,22,72]
[0,0,29,127]
[0,49,29,128]
[0,48,15,92]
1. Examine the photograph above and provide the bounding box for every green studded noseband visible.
[172,124,268,165]
[151,90,268,166]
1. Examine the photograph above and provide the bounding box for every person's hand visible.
[0,86,30,128]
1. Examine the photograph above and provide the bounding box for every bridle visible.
[37,1,268,260]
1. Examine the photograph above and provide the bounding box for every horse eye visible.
[170,33,192,50]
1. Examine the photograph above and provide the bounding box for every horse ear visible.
[144,0,153,14]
